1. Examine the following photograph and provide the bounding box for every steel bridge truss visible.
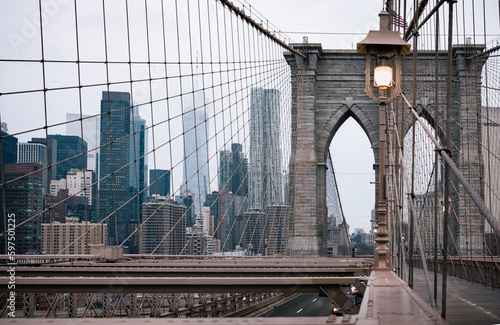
[0,259,370,318]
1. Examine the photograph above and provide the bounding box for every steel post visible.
[374,102,390,270]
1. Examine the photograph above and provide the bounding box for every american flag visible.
[392,10,408,29]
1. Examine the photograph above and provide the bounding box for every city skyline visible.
[2,0,499,239]
[0,85,352,254]
[1,84,353,255]
[0,2,386,252]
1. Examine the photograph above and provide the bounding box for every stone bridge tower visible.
[285,43,486,257]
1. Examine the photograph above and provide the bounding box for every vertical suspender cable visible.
[38,0,53,254]
[409,0,419,289]
[433,4,440,305]
[442,0,455,319]
[73,0,91,252]
[484,0,499,281]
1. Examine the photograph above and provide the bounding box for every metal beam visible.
[404,0,430,41]
[320,284,359,314]
[0,266,369,278]
[353,279,367,296]
[405,0,447,42]
[467,44,500,59]
[216,0,306,58]
[0,276,368,294]
[23,293,34,318]
[0,254,101,260]
[0,256,372,266]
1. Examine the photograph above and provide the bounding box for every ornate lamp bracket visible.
[364,49,403,105]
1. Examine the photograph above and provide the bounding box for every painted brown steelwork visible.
[216,0,306,58]
[0,276,367,293]
[0,265,370,278]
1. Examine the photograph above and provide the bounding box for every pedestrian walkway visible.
[412,267,500,324]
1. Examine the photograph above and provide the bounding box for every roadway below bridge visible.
[259,293,333,317]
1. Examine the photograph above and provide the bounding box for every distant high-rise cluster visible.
[0,86,292,258]
[217,143,248,252]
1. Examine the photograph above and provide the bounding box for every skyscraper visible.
[182,89,210,216]
[17,142,47,165]
[29,135,87,181]
[217,190,235,252]
[175,192,195,227]
[43,189,67,224]
[129,108,148,224]
[231,143,248,198]
[204,191,219,234]
[47,135,87,180]
[219,143,248,197]
[482,106,500,254]
[0,126,18,191]
[1,163,44,254]
[29,137,58,180]
[249,88,283,212]
[219,150,233,192]
[266,205,289,256]
[243,209,267,255]
[66,113,100,173]
[217,144,248,251]
[17,142,48,193]
[149,169,170,197]
[1,126,18,165]
[66,169,95,206]
[41,220,107,254]
[99,91,131,247]
[141,195,186,255]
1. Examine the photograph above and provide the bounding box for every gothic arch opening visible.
[327,116,376,253]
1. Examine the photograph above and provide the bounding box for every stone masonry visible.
[285,43,486,257]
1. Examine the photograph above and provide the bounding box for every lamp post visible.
[357,11,410,270]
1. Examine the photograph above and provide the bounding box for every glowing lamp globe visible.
[374,66,393,89]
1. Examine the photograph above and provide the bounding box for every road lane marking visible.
[454,295,500,321]
[313,298,318,302]
[296,308,303,313]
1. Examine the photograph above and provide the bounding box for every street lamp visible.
[357,11,410,269]
[357,11,410,104]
